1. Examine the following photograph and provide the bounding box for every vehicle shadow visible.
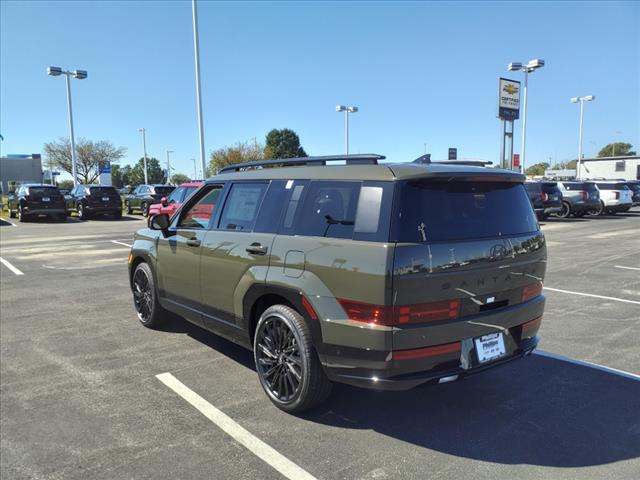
[158,315,640,468]
[306,355,640,468]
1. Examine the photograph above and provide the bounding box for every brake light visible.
[521,316,542,338]
[392,341,461,361]
[337,298,461,326]
[522,282,543,302]
[614,192,620,200]
[580,191,588,200]
[539,192,548,202]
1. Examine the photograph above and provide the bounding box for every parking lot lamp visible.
[191,158,197,180]
[166,150,174,184]
[571,95,595,179]
[508,59,545,173]
[47,66,88,186]
[139,128,149,184]
[335,105,358,155]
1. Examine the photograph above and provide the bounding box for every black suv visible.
[125,184,175,217]
[66,185,123,220]
[128,154,546,412]
[626,180,640,207]
[8,184,67,222]
[524,181,563,220]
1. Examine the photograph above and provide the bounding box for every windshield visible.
[167,186,185,203]
[394,181,538,242]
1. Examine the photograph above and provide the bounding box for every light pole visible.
[191,158,197,179]
[47,66,87,186]
[138,128,149,184]
[166,150,174,184]
[570,95,595,179]
[508,59,545,173]
[191,0,206,180]
[335,105,358,155]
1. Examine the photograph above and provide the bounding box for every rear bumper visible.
[534,205,561,215]
[85,204,121,212]
[320,296,545,391]
[572,199,600,212]
[22,207,66,216]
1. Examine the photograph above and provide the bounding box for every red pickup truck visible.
[147,181,203,218]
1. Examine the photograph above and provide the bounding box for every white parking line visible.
[615,265,640,271]
[110,240,133,248]
[156,372,317,480]
[535,350,640,381]
[0,257,24,275]
[587,228,639,239]
[0,217,17,227]
[544,286,640,305]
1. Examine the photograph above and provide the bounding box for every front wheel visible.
[254,305,332,413]
[132,262,166,328]
[141,202,149,217]
[9,208,16,219]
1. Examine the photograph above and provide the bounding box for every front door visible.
[156,184,224,325]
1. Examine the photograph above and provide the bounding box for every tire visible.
[9,208,16,219]
[113,210,122,220]
[126,201,133,214]
[557,201,571,219]
[573,211,586,218]
[141,202,149,217]
[77,203,89,220]
[254,304,332,413]
[132,262,166,328]
[18,205,29,222]
[595,201,605,216]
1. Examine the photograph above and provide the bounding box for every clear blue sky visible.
[1,0,639,178]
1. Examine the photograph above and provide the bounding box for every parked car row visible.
[524,179,636,220]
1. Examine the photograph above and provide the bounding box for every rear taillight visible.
[580,191,588,200]
[522,282,543,302]
[521,316,543,338]
[337,298,461,326]
[538,192,548,201]
[614,192,620,200]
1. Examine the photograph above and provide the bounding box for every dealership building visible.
[580,155,640,181]
[0,154,44,193]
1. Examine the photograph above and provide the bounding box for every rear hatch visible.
[88,186,121,206]
[390,178,546,350]
[27,186,65,208]
[151,186,175,202]
[540,182,562,206]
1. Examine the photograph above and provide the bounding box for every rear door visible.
[391,179,546,349]
[199,181,273,332]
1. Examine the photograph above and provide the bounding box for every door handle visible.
[246,243,268,255]
[186,238,201,247]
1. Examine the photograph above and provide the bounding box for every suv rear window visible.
[153,186,175,195]
[563,182,585,191]
[394,181,538,242]
[89,187,117,195]
[27,186,60,195]
[597,183,629,190]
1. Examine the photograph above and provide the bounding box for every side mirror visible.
[149,213,170,232]
[160,196,168,207]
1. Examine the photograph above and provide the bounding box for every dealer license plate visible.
[474,332,506,363]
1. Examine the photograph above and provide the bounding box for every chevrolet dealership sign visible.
[497,77,521,120]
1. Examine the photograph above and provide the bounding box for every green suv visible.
[128,155,546,412]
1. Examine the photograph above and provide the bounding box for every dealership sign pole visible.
[497,78,520,170]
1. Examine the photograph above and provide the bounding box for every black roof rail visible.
[432,160,493,167]
[218,154,386,174]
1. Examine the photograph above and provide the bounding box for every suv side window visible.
[217,182,268,231]
[254,181,287,234]
[294,181,360,239]
[177,185,223,229]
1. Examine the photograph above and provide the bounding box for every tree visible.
[264,128,307,159]
[207,139,265,175]
[598,142,633,157]
[171,173,191,185]
[111,164,133,188]
[57,179,74,190]
[525,162,549,176]
[130,157,164,185]
[44,137,126,184]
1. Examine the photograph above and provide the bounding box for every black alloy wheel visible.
[254,305,332,413]
[256,316,303,403]
[557,201,571,218]
[132,262,165,327]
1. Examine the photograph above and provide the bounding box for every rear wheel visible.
[557,201,571,218]
[141,202,149,217]
[18,205,29,222]
[125,201,133,214]
[77,203,89,220]
[254,305,332,413]
[132,262,166,328]
[9,208,16,218]
[594,201,605,216]
[113,210,123,220]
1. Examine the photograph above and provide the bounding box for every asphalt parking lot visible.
[1,211,639,480]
